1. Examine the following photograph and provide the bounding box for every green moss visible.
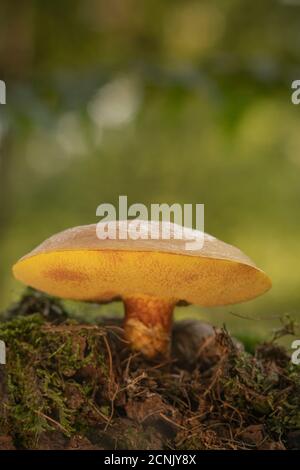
[0,314,110,448]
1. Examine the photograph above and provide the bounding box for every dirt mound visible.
[0,290,299,450]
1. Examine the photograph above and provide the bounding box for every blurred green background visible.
[0,0,299,343]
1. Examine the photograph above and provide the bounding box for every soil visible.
[0,289,299,450]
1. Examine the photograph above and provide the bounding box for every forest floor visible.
[0,289,299,450]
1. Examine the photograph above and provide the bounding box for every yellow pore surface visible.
[13,250,271,306]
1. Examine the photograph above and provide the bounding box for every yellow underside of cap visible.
[13,250,271,306]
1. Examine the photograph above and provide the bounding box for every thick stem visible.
[123,295,175,358]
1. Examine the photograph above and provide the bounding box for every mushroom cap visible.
[12,221,271,306]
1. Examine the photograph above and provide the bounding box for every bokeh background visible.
[0,0,299,343]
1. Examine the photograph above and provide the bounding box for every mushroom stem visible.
[123,294,176,358]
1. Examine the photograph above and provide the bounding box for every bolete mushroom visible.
[13,221,271,358]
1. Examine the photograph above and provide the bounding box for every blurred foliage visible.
[0,0,300,340]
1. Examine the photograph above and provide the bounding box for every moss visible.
[0,313,110,448]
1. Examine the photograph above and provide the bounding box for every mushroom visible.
[12,221,271,358]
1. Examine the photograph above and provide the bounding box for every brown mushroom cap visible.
[12,221,271,307]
